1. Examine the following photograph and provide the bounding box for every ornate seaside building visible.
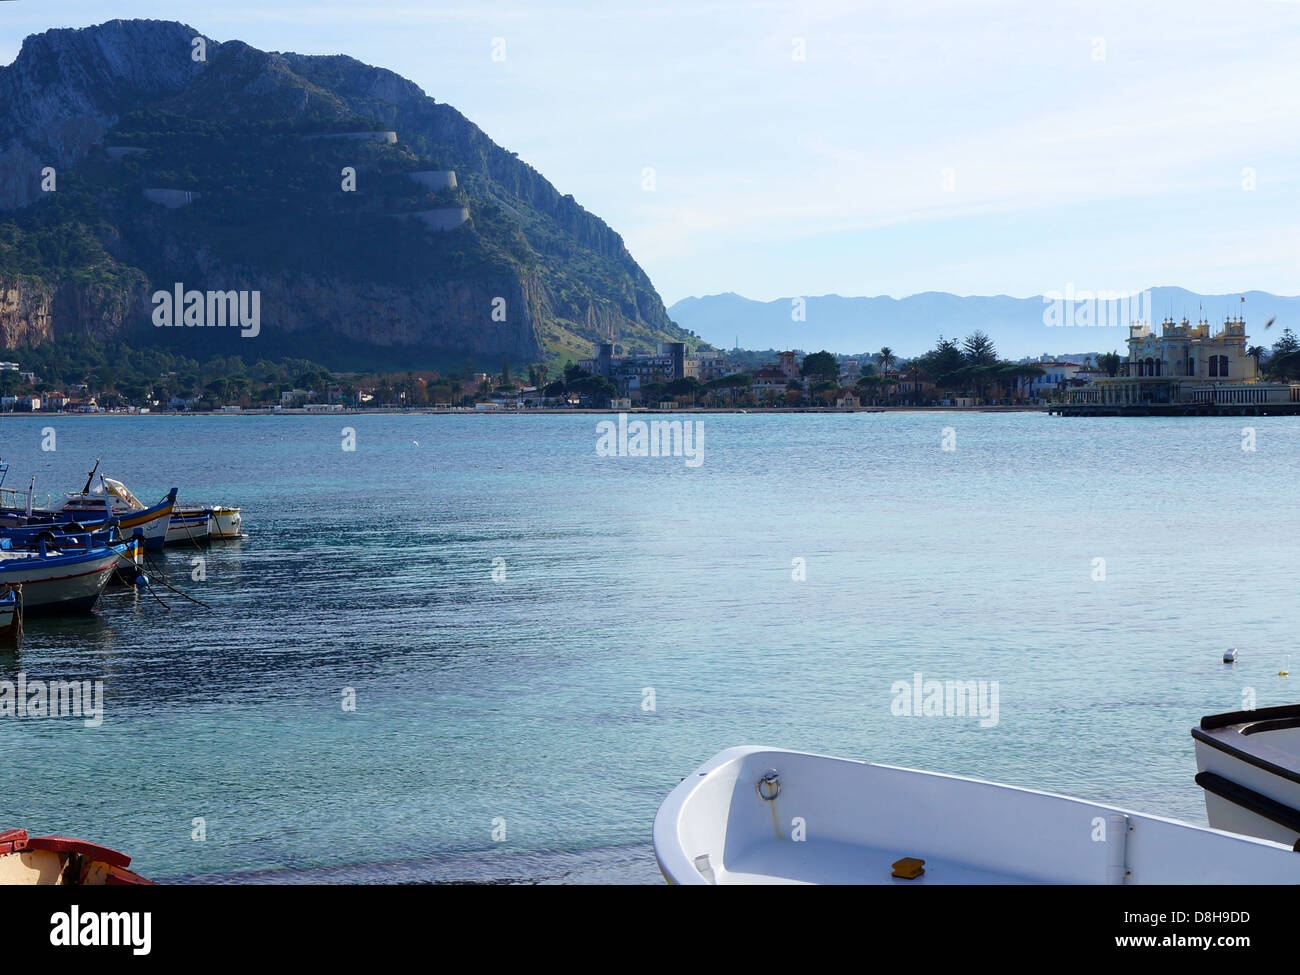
[1063,317,1300,412]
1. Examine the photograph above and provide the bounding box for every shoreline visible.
[0,405,1051,417]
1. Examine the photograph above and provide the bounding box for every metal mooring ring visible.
[757,769,781,801]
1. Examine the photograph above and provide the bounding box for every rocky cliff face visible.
[0,20,212,210]
[0,274,148,348]
[0,19,689,368]
[0,277,54,348]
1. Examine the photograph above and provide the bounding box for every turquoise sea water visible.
[0,411,1296,883]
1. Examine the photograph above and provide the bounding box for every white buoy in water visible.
[1224,648,1238,663]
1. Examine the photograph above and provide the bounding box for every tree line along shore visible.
[3,327,1299,414]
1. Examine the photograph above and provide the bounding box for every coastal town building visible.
[749,367,787,395]
[1064,317,1300,411]
[748,351,801,397]
[580,343,736,394]
[1020,361,1085,399]
[895,374,936,402]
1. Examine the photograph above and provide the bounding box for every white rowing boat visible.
[174,504,242,540]
[1193,704,1300,847]
[206,505,242,539]
[654,746,1300,884]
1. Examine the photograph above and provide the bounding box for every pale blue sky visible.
[3,1,1298,303]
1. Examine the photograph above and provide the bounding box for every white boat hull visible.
[655,746,1300,885]
[165,514,210,546]
[208,506,242,539]
[1193,706,1300,847]
[0,550,118,613]
[175,504,241,540]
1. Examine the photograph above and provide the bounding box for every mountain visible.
[0,19,692,369]
[670,289,1300,359]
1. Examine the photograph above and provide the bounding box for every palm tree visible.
[1247,345,1266,376]
[878,347,896,376]
[902,360,929,405]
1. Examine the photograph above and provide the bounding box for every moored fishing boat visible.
[0,489,174,551]
[655,746,1300,884]
[206,505,242,540]
[165,509,211,546]
[1192,703,1300,847]
[0,539,121,614]
[49,476,176,551]
[1,521,144,586]
[0,829,152,885]
[174,503,242,540]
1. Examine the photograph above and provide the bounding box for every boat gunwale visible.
[1199,703,1300,731]
[654,745,1300,886]
[1192,723,1300,787]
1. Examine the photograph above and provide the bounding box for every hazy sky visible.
[3,1,1298,303]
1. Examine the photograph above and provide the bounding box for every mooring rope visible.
[142,551,212,610]
[178,510,207,550]
[3,583,23,646]
[108,545,170,610]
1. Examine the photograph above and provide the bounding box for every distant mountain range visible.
[0,19,690,370]
[669,288,1300,360]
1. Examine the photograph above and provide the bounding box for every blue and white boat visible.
[0,535,123,614]
[0,478,174,555]
[0,522,144,586]
[0,462,176,551]
[44,477,176,552]
[165,509,211,546]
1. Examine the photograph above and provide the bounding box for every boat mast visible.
[81,458,100,495]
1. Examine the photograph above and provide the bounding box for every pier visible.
[1050,402,1300,417]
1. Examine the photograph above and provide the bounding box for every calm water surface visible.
[0,411,1295,883]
